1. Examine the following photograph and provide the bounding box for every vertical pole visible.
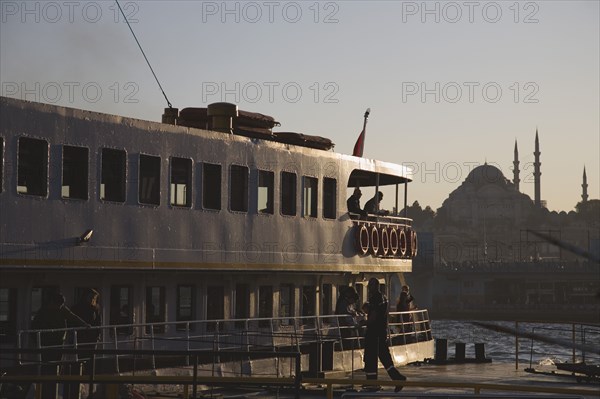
[192,354,198,399]
[375,174,380,213]
[572,324,576,364]
[88,354,96,398]
[294,352,301,399]
[113,327,119,374]
[403,180,408,217]
[515,321,519,370]
[186,322,191,367]
[395,184,399,216]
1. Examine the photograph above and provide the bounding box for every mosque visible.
[407,130,599,322]
[431,130,598,264]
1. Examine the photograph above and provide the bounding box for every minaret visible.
[582,166,589,202]
[513,140,520,191]
[534,129,541,207]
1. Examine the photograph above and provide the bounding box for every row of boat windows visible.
[2,136,338,218]
[0,282,382,336]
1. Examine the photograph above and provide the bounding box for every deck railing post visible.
[294,352,301,399]
[88,354,96,398]
[581,325,586,363]
[515,321,519,370]
[272,318,280,378]
[192,354,198,399]
[245,319,250,352]
[113,327,120,374]
[36,332,42,376]
[151,326,156,370]
[17,331,23,365]
[186,322,191,367]
[572,323,576,364]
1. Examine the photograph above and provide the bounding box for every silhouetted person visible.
[363,278,406,392]
[335,286,364,348]
[71,288,102,353]
[347,187,367,218]
[397,285,415,323]
[364,191,389,215]
[32,292,89,399]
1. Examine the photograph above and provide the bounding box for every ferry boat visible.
[0,96,433,378]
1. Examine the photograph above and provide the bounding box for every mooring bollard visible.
[435,338,448,362]
[475,342,486,361]
[455,342,466,361]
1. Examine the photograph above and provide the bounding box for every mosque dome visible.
[465,163,509,188]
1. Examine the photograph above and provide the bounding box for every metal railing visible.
[3,353,599,399]
[14,310,432,371]
[1,347,302,399]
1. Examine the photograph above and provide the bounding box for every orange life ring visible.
[380,226,389,256]
[389,227,399,256]
[356,224,369,256]
[399,228,407,257]
[370,225,379,255]
[411,230,418,257]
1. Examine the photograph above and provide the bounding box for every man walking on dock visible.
[363,278,407,392]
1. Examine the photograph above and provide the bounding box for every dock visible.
[103,361,599,398]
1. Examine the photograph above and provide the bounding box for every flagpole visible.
[363,108,370,144]
[352,107,371,158]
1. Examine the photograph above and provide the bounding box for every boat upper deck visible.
[0,97,417,273]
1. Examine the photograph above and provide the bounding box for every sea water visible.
[431,319,600,366]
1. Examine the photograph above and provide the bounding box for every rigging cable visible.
[115,0,172,108]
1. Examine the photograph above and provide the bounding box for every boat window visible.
[0,137,3,193]
[302,285,316,319]
[203,163,221,210]
[100,148,126,202]
[17,137,48,196]
[235,284,250,328]
[302,176,318,218]
[279,284,294,324]
[170,157,192,207]
[109,285,132,335]
[30,286,59,322]
[139,154,161,206]
[322,283,332,315]
[176,285,195,331]
[323,178,337,219]
[0,288,17,339]
[62,145,88,200]
[145,286,165,334]
[257,170,274,214]
[206,285,224,331]
[281,171,297,216]
[230,165,249,212]
[258,285,273,327]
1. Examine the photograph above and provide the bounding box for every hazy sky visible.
[1,0,598,212]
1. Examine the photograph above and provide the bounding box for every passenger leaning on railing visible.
[32,292,90,362]
[71,288,102,358]
[364,191,390,216]
[32,292,90,399]
[334,286,365,348]
[397,285,416,323]
[347,187,368,219]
